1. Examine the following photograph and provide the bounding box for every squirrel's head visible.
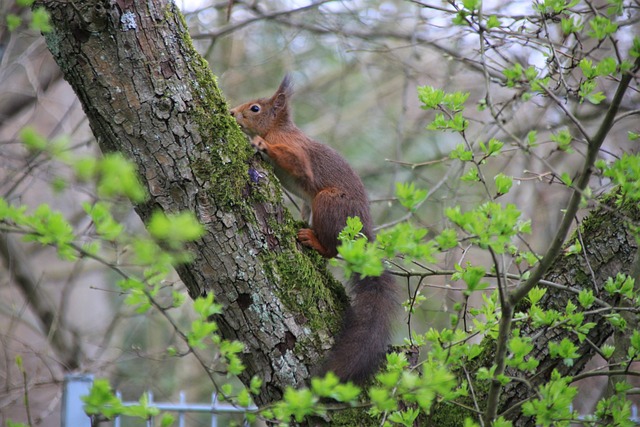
[230,75,293,137]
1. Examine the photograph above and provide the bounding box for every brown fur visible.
[231,76,397,383]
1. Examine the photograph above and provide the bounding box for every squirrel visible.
[230,75,397,384]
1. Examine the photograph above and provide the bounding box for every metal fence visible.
[63,374,640,426]
[62,374,256,427]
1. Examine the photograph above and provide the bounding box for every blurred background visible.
[1,0,638,425]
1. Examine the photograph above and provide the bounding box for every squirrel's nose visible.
[229,109,236,117]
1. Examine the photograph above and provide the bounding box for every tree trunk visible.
[40,0,346,405]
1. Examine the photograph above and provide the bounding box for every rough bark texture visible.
[40,0,346,405]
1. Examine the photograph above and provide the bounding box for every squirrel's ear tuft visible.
[276,74,293,98]
[272,75,293,111]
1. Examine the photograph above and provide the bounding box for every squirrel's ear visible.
[273,92,287,110]
[272,75,292,111]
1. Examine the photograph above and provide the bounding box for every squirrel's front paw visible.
[297,228,331,257]
[251,136,268,153]
[297,228,317,247]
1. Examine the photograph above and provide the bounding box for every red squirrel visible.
[230,75,396,384]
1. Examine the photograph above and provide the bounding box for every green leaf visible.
[84,202,125,241]
[7,14,22,31]
[503,63,524,87]
[74,157,98,181]
[527,287,546,305]
[435,228,458,250]
[631,330,640,352]
[388,408,420,427]
[603,273,635,299]
[443,91,470,112]
[337,236,384,278]
[427,112,468,132]
[631,37,640,58]
[549,338,580,366]
[187,319,218,349]
[82,379,125,419]
[160,413,175,427]
[486,15,501,29]
[30,7,52,33]
[507,335,538,371]
[494,173,513,195]
[193,293,223,318]
[336,216,363,243]
[535,0,579,13]
[97,153,147,202]
[20,127,47,152]
[147,210,205,247]
[250,376,263,394]
[606,0,624,15]
[586,91,606,105]
[579,59,596,79]
[237,388,252,407]
[369,387,398,412]
[281,387,317,422]
[560,16,582,34]
[479,138,504,157]
[461,167,479,182]
[396,182,428,212]
[601,154,640,203]
[601,344,615,359]
[452,264,488,294]
[588,16,618,40]
[450,143,474,161]
[417,85,445,109]
[564,239,581,256]
[377,222,436,264]
[445,202,529,253]
[550,129,573,152]
[522,371,577,426]
[577,289,595,309]
[596,57,617,76]
[462,0,480,12]
[312,372,361,402]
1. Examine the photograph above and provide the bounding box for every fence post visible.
[61,374,93,427]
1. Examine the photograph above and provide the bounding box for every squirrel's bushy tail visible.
[322,271,397,384]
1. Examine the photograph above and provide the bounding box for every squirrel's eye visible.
[250,105,261,113]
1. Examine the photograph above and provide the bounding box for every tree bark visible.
[40,0,346,405]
